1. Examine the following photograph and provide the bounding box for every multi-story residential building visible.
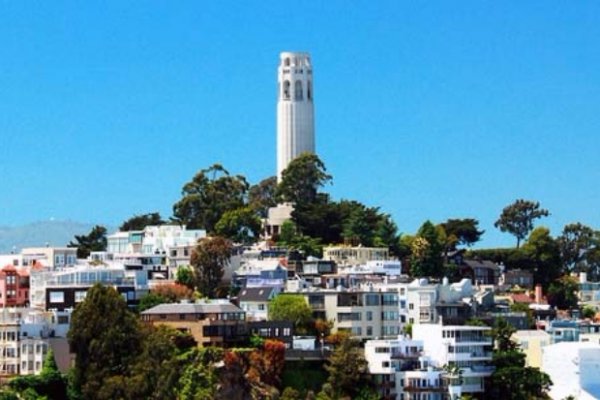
[0,308,72,378]
[500,269,534,288]
[0,254,23,268]
[21,247,77,270]
[0,265,30,307]
[29,266,148,310]
[365,336,428,400]
[412,324,494,396]
[290,289,402,340]
[111,253,169,280]
[238,287,279,321]
[366,325,494,400]
[106,225,206,256]
[578,272,600,304]
[542,341,600,399]
[511,330,551,368]
[141,300,247,347]
[233,259,288,288]
[323,246,389,266]
[405,278,474,326]
[545,320,580,343]
[459,260,500,286]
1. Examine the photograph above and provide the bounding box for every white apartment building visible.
[406,278,474,326]
[106,225,205,262]
[542,341,600,400]
[412,324,494,396]
[323,246,389,266]
[21,247,77,269]
[366,336,438,400]
[0,308,72,377]
[365,278,476,332]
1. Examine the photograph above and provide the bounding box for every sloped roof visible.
[239,287,275,302]
[463,259,500,271]
[141,301,243,315]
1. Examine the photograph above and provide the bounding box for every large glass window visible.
[365,294,380,306]
[49,292,64,304]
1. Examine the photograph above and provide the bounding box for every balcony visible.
[404,384,445,393]
[391,350,422,360]
[308,302,325,310]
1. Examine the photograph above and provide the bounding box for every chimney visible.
[535,284,543,304]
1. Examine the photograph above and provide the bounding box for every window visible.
[337,312,361,322]
[49,292,64,304]
[58,316,69,324]
[307,80,312,100]
[294,80,303,100]
[367,326,373,336]
[382,361,390,368]
[409,303,414,310]
[283,80,291,100]
[382,293,397,306]
[366,311,373,321]
[75,291,87,303]
[382,311,398,321]
[365,294,380,306]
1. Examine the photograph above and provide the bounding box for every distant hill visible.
[0,220,115,253]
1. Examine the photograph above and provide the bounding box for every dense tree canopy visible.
[557,222,600,276]
[68,284,142,399]
[119,212,164,231]
[323,336,371,399]
[269,294,313,334]
[277,153,332,205]
[494,199,549,248]
[173,164,249,232]
[215,206,262,244]
[440,218,484,249]
[409,221,444,278]
[248,176,278,218]
[547,275,579,310]
[68,225,107,259]
[521,227,562,288]
[190,236,232,298]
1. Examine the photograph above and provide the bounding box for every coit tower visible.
[277,51,315,181]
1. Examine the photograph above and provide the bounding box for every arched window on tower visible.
[284,58,290,67]
[307,80,312,101]
[294,80,303,101]
[283,80,291,100]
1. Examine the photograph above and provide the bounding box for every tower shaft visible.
[277,52,315,181]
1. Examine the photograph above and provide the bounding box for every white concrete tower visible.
[277,51,315,181]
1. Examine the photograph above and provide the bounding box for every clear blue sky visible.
[1,1,599,248]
